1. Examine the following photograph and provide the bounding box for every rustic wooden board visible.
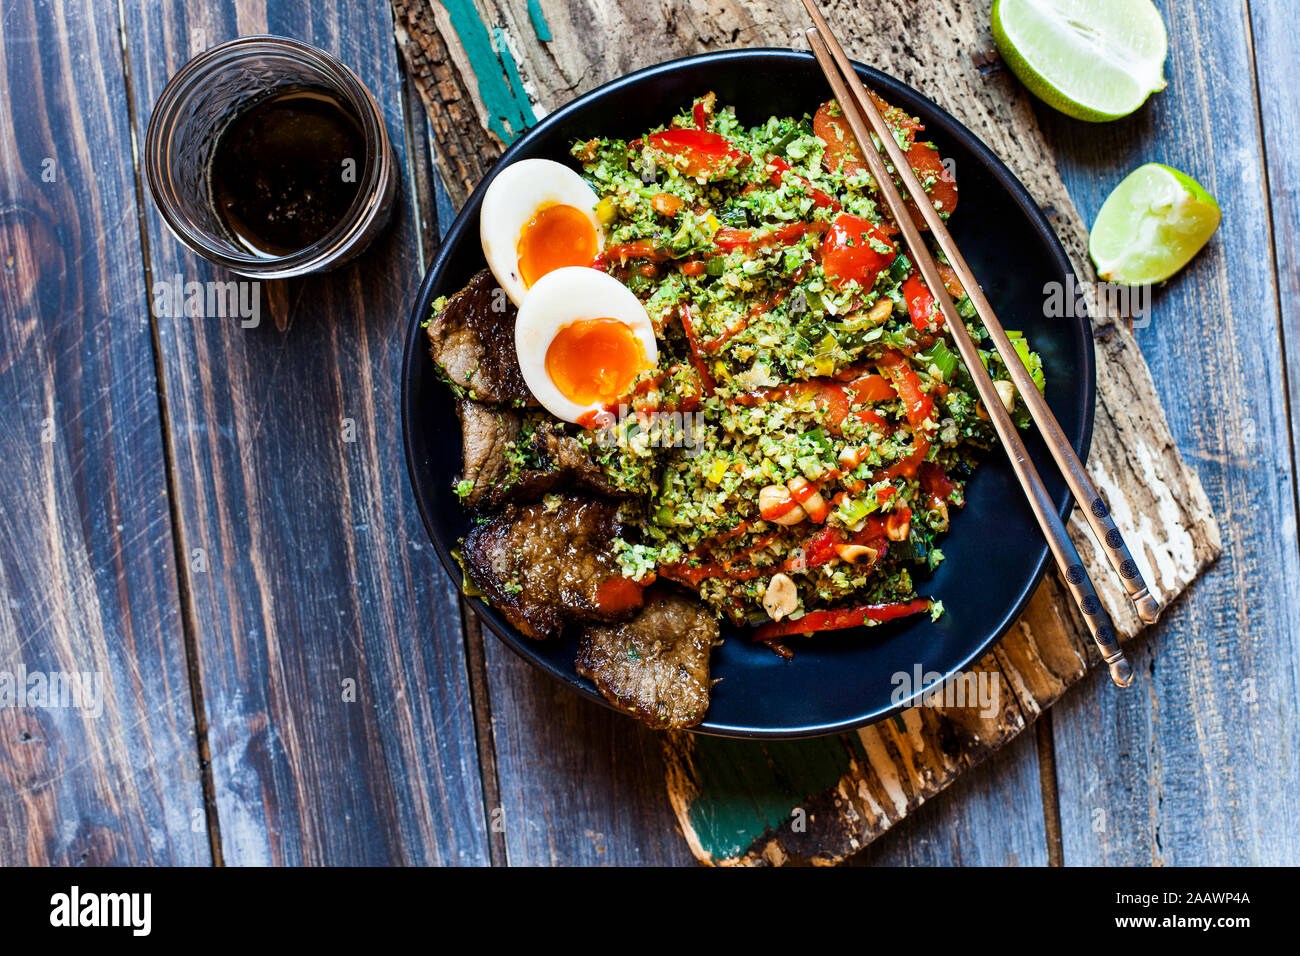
[118,0,491,864]
[0,0,209,864]
[851,729,1049,866]
[1041,0,1300,865]
[394,0,1222,864]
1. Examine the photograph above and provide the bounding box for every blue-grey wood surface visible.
[1038,0,1300,866]
[0,0,210,865]
[0,0,1294,865]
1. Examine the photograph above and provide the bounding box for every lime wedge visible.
[1089,163,1221,285]
[992,0,1168,121]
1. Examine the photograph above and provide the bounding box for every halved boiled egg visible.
[515,267,659,423]
[480,158,604,306]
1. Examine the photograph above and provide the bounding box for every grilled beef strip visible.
[576,585,720,729]
[456,401,626,509]
[427,270,534,406]
[461,496,644,640]
[456,400,522,509]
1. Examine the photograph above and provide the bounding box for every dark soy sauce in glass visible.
[208,85,365,257]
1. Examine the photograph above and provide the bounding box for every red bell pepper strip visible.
[878,349,933,427]
[787,518,890,572]
[594,577,646,615]
[767,157,840,210]
[876,350,935,480]
[754,598,931,640]
[713,221,823,252]
[902,273,942,331]
[846,373,896,404]
[678,304,716,396]
[918,461,954,500]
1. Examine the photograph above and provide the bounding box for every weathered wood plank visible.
[482,634,698,865]
[119,0,490,864]
[1249,2,1300,518]
[851,730,1048,866]
[1041,0,1300,865]
[395,0,1220,865]
[0,0,209,864]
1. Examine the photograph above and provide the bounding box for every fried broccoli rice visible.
[449,91,1044,647]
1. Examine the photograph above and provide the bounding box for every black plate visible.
[401,49,1094,739]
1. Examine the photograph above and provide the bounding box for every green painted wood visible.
[0,0,209,864]
[1040,0,1300,865]
[434,0,537,143]
[679,735,855,862]
[118,0,490,864]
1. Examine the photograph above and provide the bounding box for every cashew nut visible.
[763,572,799,621]
[759,484,807,526]
[786,476,827,523]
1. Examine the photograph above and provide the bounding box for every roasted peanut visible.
[834,543,880,565]
[885,511,911,542]
[867,297,893,324]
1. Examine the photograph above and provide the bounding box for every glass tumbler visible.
[144,35,396,278]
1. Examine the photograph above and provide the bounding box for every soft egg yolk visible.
[517,204,599,288]
[545,318,647,407]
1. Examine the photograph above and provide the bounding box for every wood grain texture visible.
[118,0,490,864]
[851,730,1048,866]
[1249,3,1300,510]
[480,634,698,865]
[664,651,1026,865]
[0,0,209,864]
[1041,0,1300,866]
[395,0,1220,865]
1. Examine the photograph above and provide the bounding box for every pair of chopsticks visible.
[802,1,1159,687]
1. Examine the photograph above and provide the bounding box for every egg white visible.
[480,159,604,307]
[515,267,659,423]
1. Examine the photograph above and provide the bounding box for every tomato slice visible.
[814,95,923,175]
[754,598,930,640]
[713,221,823,252]
[646,128,746,179]
[903,141,958,222]
[821,213,895,291]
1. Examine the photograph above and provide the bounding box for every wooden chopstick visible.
[803,22,1135,688]
[800,2,1159,629]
